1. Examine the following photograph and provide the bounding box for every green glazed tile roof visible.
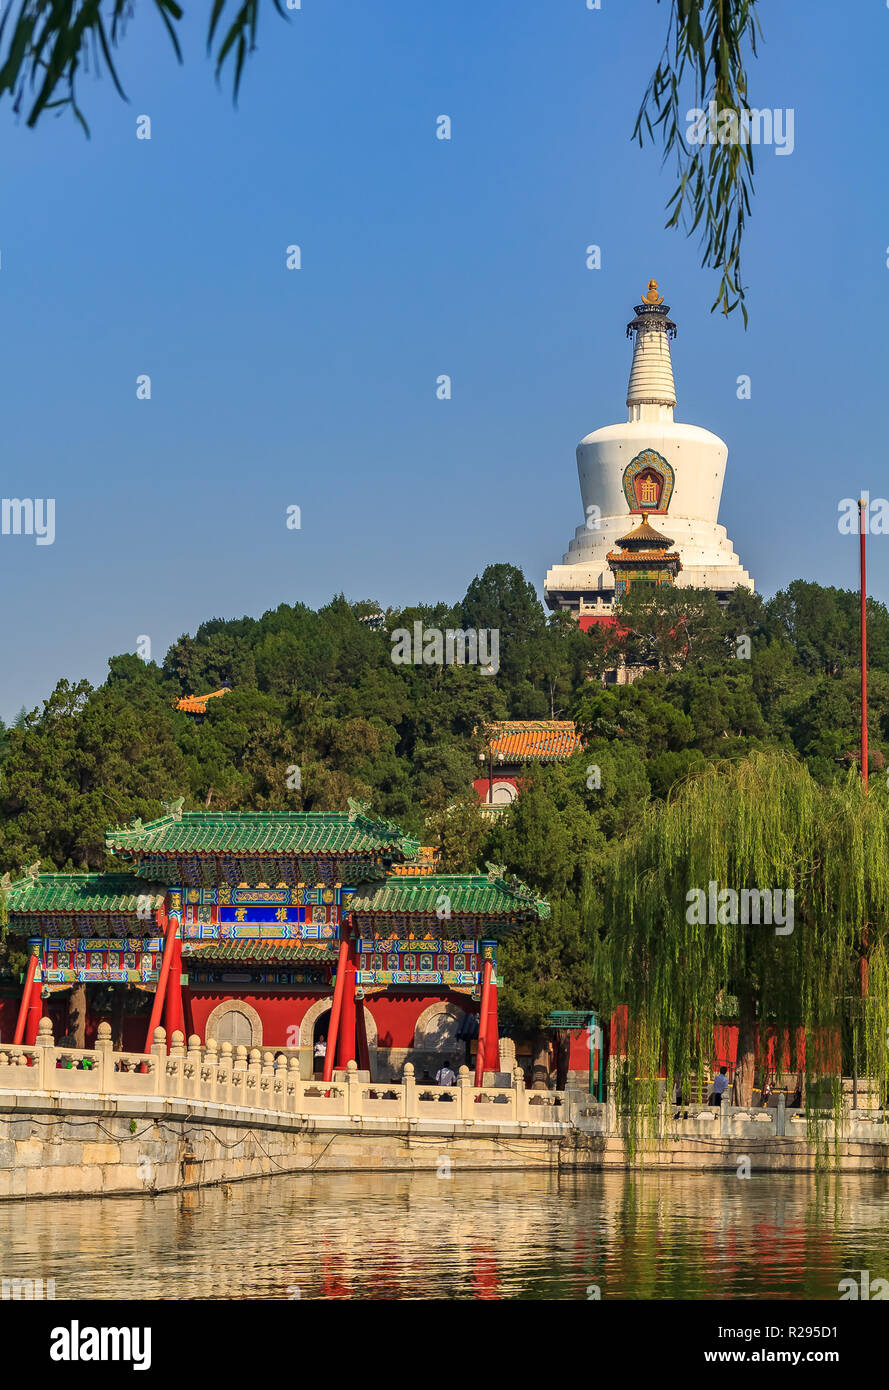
[2,873,165,916]
[349,867,549,921]
[182,939,338,963]
[106,799,420,861]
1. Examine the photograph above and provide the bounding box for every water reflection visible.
[1,1170,887,1300]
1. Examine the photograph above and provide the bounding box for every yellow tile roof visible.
[482,721,582,762]
[175,687,232,714]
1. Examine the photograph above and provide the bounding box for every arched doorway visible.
[205,999,263,1049]
[312,1008,331,1077]
[299,996,379,1075]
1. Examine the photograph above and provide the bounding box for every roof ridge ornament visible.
[162,797,185,821]
[484,861,551,920]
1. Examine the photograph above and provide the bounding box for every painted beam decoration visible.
[180,884,356,941]
[32,938,164,984]
[355,937,492,991]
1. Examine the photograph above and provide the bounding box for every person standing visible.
[313,1033,327,1079]
[710,1066,729,1106]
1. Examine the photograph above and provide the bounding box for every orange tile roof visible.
[482,720,582,762]
[175,687,232,715]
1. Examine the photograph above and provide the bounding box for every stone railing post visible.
[247,1048,262,1104]
[167,1030,186,1097]
[218,1041,234,1105]
[184,1035,201,1100]
[233,1045,249,1106]
[402,1061,416,1119]
[287,1056,302,1114]
[272,1053,288,1111]
[776,1090,786,1137]
[345,1059,363,1118]
[202,1038,218,1102]
[260,1052,275,1109]
[606,1055,619,1135]
[151,1027,168,1095]
[35,1016,55,1090]
[458,1064,473,1122]
[94,1020,114,1094]
[513,1065,527,1122]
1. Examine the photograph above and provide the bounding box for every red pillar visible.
[485,979,501,1074]
[163,931,185,1042]
[144,911,180,1052]
[13,945,40,1045]
[860,498,869,792]
[24,982,44,1045]
[323,935,350,1082]
[475,953,494,1086]
[336,942,357,1071]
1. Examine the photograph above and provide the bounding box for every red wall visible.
[187,990,322,1047]
[473,774,520,803]
[1,987,479,1054]
[366,992,472,1048]
[0,996,19,1042]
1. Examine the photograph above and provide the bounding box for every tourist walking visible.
[313,1034,326,1079]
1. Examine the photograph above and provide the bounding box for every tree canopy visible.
[1,566,886,1045]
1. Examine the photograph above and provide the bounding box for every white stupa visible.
[544,281,753,614]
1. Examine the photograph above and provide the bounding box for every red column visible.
[323,935,351,1082]
[24,980,44,1045]
[144,911,180,1052]
[336,942,357,1071]
[860,498,869,791]
[163,931,185,1042]
[485,978,501,1074]
[475,953,494,1086]
[13,945,40,1045]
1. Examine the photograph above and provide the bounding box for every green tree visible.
[636,0,762,320]
[601,752,889,1143]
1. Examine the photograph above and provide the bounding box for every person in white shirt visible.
[313,1034,327,1078]
[435,1063,456,1087]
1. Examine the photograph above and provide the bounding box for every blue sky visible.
[0,0,886,719]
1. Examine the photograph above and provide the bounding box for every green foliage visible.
[601,753,889,1153]
[635,0,763,321]
[0,571,885,1072]
[0,0,290,132]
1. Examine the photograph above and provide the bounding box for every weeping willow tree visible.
[601,752,889,1151]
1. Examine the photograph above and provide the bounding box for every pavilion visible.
[3,801,548,1085]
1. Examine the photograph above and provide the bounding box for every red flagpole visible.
[859,498,868,791]
[859,499,869,998]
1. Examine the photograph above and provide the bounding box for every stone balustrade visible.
[0,1019,568,1127]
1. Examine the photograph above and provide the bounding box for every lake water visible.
[2,1169,888,1300]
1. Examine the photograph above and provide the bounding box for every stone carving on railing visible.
[0,1018,577,1129]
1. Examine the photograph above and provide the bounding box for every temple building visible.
[474,721,583,809]
[606,512,682,598]
[2,802,548,1085]
[544,280,753,616]
[175,687,231,719]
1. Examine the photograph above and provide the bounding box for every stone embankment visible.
[0,1021,886,1197]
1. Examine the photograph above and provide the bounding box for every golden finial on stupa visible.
[641,279,664,306]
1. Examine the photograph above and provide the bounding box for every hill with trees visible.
[1,566,886,1047]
